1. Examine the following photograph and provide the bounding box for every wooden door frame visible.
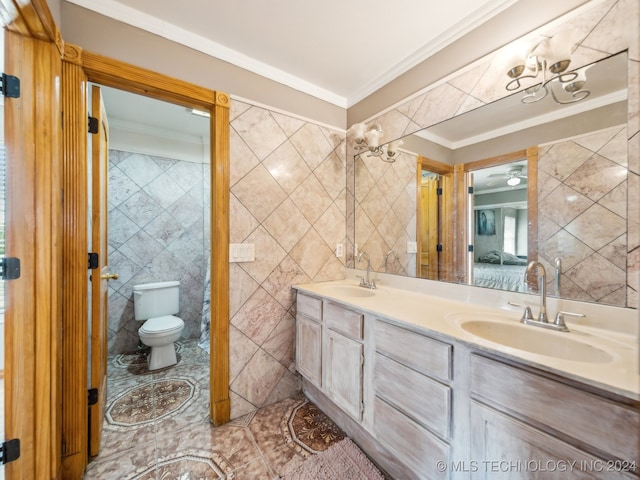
[416,156,453,280]
[60,44,231,476]
[3,1,230,477]
[456,147,538,283]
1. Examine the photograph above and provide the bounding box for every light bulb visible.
[507,177,521,186]
[347,123,367,143]
[364,128,381,148]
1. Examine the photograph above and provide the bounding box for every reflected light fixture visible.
[507,176,521,186]
[504,31,590,105]
[347,122,403,163]
[187,107,210,118]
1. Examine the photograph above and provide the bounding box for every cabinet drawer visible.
[470,354,639,464]
[375,320,452,382]
[297,292,322,321]
[375,353,451,439]
[373,397,449,480]
[325,302,363,340]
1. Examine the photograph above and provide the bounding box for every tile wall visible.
[349,0,639,309]
[354,150,417,276]
[107,150,210,354]
[228,100,347,418]
[539,126,628,306]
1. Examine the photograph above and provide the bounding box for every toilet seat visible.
[140,315,184,335]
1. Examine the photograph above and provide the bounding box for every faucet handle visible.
[554,311,584,331]
[508,301,534,322]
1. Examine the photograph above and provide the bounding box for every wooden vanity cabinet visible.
[323,302,365,421]
[372,319,454,479]
[295,293,323,388]
[469,354,639,479]
[295,290,639,480]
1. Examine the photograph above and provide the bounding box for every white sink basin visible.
[319,284,378,298]
[460,319,614,364]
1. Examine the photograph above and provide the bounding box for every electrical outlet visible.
[336,243,344,258]
[407,241,418,254]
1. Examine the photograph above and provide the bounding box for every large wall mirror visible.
[353,48,631,308]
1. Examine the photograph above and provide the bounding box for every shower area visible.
[102,86,212,356]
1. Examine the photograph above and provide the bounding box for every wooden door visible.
[89,84,112,457]
[4,26,63,478]
[419,176,439,279]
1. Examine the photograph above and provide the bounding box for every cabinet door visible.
[296,315,322,387]
[325,329,363,420]
[470,401,634,480]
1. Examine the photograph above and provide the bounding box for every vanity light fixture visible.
[347,122,403,163]
[504,31,590,105]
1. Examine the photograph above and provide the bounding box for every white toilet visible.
[133,281,185,370]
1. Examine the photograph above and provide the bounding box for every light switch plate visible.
[336,243,344,258]
[229,243,255,262]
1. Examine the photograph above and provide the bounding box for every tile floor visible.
[84,339,348,479]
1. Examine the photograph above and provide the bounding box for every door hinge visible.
[88,388,99,406]
[468,245,474,252]
[436,187,443,195]
[1,73,20,98]
[360,354,365,367]
[437,244,443,252]
[1,438,20,464]
[468,186,474,194]
[0,257,21,280]
[88,116,98,134]
[360,402,365,417]
[88,252,99,270]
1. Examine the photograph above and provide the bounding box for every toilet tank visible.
[133,281,180,320]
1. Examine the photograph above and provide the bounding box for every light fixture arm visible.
[504,32,590,105]
[348,122,402,163]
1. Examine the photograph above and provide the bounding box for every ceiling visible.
[66,0,518,108]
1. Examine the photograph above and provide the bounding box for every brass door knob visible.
[101,273,119,281]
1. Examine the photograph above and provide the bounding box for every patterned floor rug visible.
[280,437,385,480]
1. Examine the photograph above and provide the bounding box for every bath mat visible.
[280,437,385,480]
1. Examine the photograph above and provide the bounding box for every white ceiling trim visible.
[418,89,628,150]
[66,0,348,107]
[66,0,517,109]
[109,117,209,145]
[347,0,519,105]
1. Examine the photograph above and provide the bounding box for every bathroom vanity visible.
[293,279,639,479]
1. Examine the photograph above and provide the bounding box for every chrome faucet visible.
[525,261,548,323]
[515,260,584,332]
[357,251,376,289]
[384,250,398,273]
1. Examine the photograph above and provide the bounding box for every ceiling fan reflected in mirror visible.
[487,165,528,187]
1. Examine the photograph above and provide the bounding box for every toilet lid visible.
[140,315,184,334]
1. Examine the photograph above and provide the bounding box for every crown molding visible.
[66,0,348,107]
[417,89,627,150]
[346,0,519,106]
[66,0,518,109]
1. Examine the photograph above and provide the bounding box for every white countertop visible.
[293,278,640,401]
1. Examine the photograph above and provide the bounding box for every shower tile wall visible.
[349,0,639,309]
[228,100,346,418]
[107,150,209,354]
[355,151,417,276]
